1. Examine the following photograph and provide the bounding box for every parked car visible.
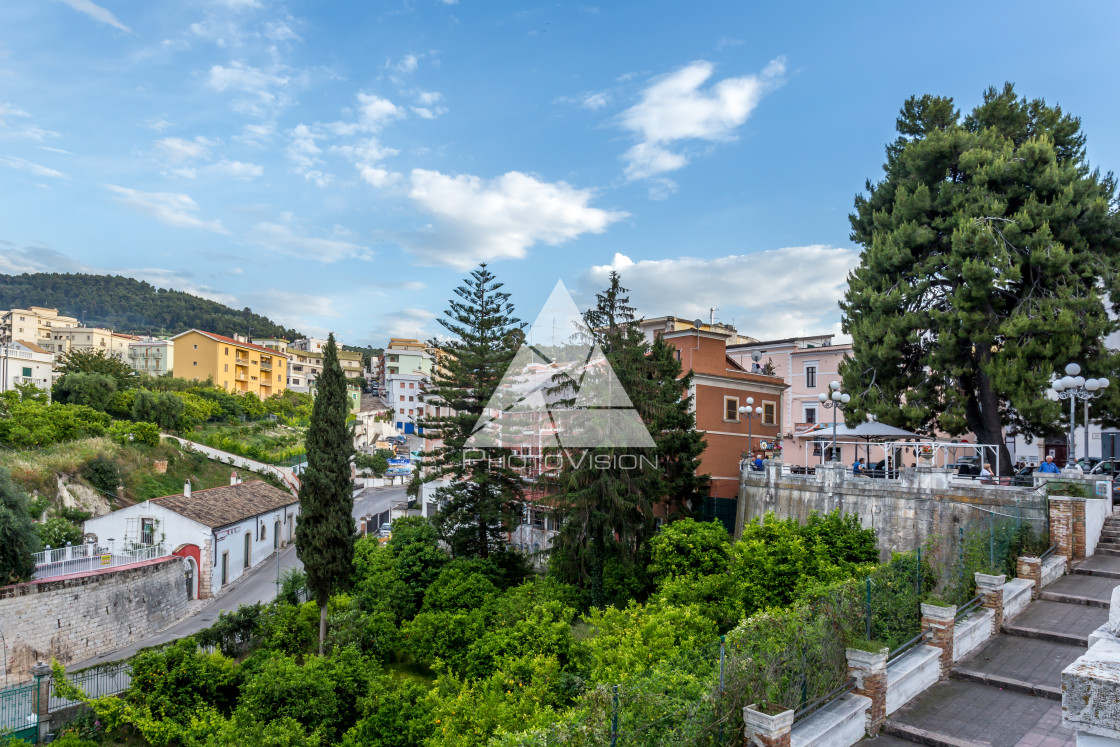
[1112,473,1120,504]
[1078,457,1103,472]
[378,522,392,537]
[1091,459,1120,475]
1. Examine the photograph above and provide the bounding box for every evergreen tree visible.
[841,84,1120,471]
[549,272,707,608]
[0,467,39,585]
[294,333,356,654]
[418,264,523,559]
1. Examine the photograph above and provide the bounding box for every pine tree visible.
[841,84,1120,472]
[418,265,523,558]
[548,272,707,607]
[294,333,356,654]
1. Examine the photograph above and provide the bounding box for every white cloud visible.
[105,184,228,233]
[264,20,301,42]
[241,291,340,327]
[581,92,610,110]
[234,121,276,146]
[0,103,30,124]
[359,166,400,188]
[356,93,405,130]
[619,57,786,184]
[402,169,628,269]
[154,135,216,162]
[383,307,438,338]
[208,160,263,178]
[247,220,371,262]
[0,156,67,179]
[583,245,859,339]
[285,123,331,186]
[143,116,171,132]
[396,54,419,73]
[216,0,262,8]
[54,0,130,32]
[207,62,292,116]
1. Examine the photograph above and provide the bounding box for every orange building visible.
[170,330,288,398]
[659,328,788,501]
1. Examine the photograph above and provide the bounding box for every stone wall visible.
[0,557,189,683]
[737,461,1047,559]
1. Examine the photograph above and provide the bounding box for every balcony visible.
[235,374,249,382]
[259,360,272,370]
[261,379,273,387]
[235,357,249,366]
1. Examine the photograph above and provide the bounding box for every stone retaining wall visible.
[0,557,189,683]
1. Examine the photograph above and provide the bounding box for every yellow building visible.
[338,349,364,379]
[170,330,287,397]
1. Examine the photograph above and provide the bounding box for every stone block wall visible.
[0,557,189,683]
[1050,497,1087,567]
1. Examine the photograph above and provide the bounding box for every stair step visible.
[882,720,986,747]
[950,668,1062,700]
[1003,622,1087,647]
[1074,566,1120,579]
[1096,547,1120,557]
[1039,591,1111,609]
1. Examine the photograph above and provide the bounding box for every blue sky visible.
[1,1,1118,346]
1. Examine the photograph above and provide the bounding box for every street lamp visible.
[818,381,851,463]
[739,398,763,461]
[1050,363,1109,468]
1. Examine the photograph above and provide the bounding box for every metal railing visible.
[793,679,856,723]
[0,681,38,738]
[888,630,931,663]
[1040,544,1059,562]
[32,543,170,580]
[50,661,132,710]
[955,595,983,621]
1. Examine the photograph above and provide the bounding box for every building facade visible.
[727,335,853,467]
[380,338,435,433]
[286,347,323,394]
[127,338,175,377]
[40,326,136,361]
[338,350,364,380]
[0,307,79,345]
[170,330,288,397]
[83,480,299,599]
[659,328,788,501]
[0,340,55,394]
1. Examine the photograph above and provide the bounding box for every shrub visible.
[83,455,122,496]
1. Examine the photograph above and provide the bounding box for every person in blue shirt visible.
[1038,455,1061,473]
[752,454,765,471]
[852,458,864,475]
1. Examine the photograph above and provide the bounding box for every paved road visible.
[68,484,409,669]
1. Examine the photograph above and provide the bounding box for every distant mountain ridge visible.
[0,273,302,340]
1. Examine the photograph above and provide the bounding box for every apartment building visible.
[40,326,137,361]
[127,338,175,377]
[0,340,55,394]
[170,330,287,397]
[0,307,79,346]
[338,349,364,379]
[380,338,435,434]
[290,337,328,353]
[637,315,758,346]
[727,335,851,467]
[659,328,788,501]
[286,347,324,394]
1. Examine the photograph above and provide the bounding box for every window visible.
[408,409,414,415]
[244,533,251,568]
[224,364,228,372]
[724,397,738,421]
[409,382,415,389]
[409,396,414,402]
[805,363,818,389]
[22,367,31,377]
[533,512,544,527]
[260,522,266,542]
[804,407,817,424]
[193,361,198,366]
[763,402,776,425]
[225,347,229,355]
[193,344,198,349]
[400,395,405,401]
[141,518,155,546]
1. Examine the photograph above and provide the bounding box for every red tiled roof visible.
[173,329,285,356]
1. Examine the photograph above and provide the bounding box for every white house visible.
[83,479,300,600]
[0,339,55,394]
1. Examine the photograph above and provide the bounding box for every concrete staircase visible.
[1093,513,1120,557]
[871,552,1120,747]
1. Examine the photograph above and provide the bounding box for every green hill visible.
[0,273,302,340]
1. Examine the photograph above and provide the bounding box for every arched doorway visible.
[172,543,202,600]
[183,556,197,600]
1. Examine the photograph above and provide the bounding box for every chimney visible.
[230,471,238,486]
[184,480,191,498]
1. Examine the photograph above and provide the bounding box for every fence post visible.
[846,646,888,736]
[31,659,51,742]
[610,684,619,747]
[975,572,1006,636]
[743,704,795,747]
[920,603,956,680]
[865,577,872,641]
[1017,555,1042,599]
[719,636,726,745]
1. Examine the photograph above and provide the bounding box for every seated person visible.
[852,458,864,475]
[979,463,994,483]
[752,453,765,471]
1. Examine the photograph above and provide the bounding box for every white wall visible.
[790,693,870,747]
[886,645,940,715]
[953,609,994,662]
[1004,578,1033,621]
[84,501,210,554]
[210,506,298,596]
[1086,498,1113,556]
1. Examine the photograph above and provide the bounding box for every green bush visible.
[83,455,122,496]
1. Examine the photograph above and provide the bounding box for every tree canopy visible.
[840,83,1120,469]
[0,272,302,339]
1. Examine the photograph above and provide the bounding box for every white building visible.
[127,338,175,377]
[83,479,299,600]
[0,340,55,394]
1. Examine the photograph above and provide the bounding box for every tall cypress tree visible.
[841,84,1120,471]
[418,264,523,558]
[294,333,356,654]
[549,272,706,608]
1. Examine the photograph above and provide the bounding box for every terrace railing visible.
[31,543,170,581]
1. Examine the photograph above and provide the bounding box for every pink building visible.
[728,335,853,467]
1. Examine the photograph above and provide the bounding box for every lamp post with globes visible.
[818,381,851,463]
[739,398,763,462]
[1050,363,1110,468]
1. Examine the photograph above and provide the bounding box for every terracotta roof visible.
[153,480,297,528]
[15,339,51,354]
[172,329,285,356]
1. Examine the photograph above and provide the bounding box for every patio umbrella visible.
[799,421,920,465]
